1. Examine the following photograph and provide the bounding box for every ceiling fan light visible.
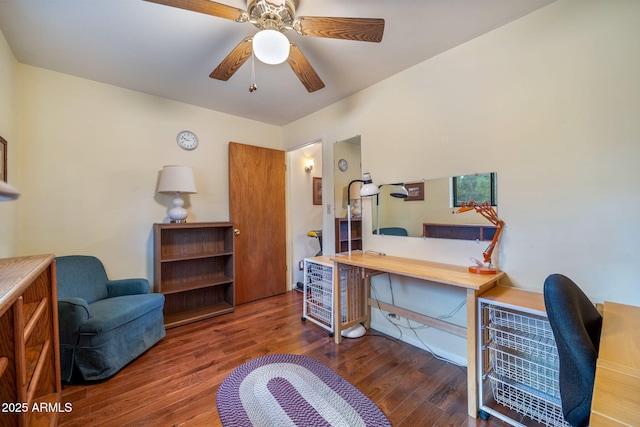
[253,29,290,65]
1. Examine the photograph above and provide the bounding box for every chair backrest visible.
[56,255,109,303]
[543,274,603,427]
[373,227,409,236]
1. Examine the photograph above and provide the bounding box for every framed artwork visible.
[313,177,322,205]
[0,137,6,182]
[404,181,424,201]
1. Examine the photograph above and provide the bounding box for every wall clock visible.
[177,130,198,151]
[338,158,348,172]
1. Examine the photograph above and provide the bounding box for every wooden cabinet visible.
[154,222,235,329]
[335,217,362,253]
[0,254,62,427]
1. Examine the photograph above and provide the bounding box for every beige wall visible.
[16,65,282,280]
[283,0,640,363]
[0,31,20,257]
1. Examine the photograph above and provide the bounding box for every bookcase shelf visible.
[154,222,235,328]
[335,217,362,253]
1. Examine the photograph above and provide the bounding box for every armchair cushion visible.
[106,278,150,297]
[79,294,164,336]
[56,255,166,382]
[56,255,109,303]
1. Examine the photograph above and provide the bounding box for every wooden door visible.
[229,142,287,304]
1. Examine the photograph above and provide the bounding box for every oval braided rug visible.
[216,354,391,427]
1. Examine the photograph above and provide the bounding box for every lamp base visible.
[468,265,498,274]
[170,219,187,224]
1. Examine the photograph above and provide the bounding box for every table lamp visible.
[347,173,379,254]
[456,200,504,274]
[157,165,197,223]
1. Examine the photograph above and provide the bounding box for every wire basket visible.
[488,374,569,427]
[488,326,559,366]
[303,260,334,331]
[487,305,555,341]
[489,344,560,399]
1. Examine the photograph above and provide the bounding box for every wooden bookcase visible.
[335,217,362,253]
[0,254,62,427]
[153,222,235,328]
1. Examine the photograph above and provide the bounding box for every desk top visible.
[591,301,640,426]
[0,254,55,316]
[331,252,504,291]
[598,301,640,375]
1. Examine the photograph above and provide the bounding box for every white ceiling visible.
[0,0,555,126]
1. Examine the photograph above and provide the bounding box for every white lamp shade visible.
[390,184,408,198]
[253,29,290,65]
[0,181,20,201]
[359,173,379,197]
[158,165,197,194]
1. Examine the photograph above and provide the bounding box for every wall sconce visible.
[157,165,197,223]
[304,159,314,173]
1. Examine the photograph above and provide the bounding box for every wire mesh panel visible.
[488,327,559,365]
[489,345,560,399]
[303,258,334,332]
[487,305,555,341]
[488,375,569,427]
[479,302,569,427]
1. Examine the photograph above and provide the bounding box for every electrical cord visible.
[369,273,467,367]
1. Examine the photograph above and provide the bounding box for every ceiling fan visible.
[144,0,385,92]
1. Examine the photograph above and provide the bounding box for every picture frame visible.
[0,137,6,183]
[404,181,424,201]
[312,177,322,205]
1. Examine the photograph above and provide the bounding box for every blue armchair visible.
[56,255,166,382]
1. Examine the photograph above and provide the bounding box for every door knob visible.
[234,229,241,236]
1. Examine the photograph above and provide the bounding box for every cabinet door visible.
[229,142,286,304]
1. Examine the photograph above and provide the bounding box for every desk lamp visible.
[157,165,197,223]
[346,173,379,254]
[375,183,408,234]
[456,200,504,274]
[0,181,20,201]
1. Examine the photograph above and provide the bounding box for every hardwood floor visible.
[58,291,513,427]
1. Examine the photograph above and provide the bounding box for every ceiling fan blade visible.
[287,43,325,93]
[295,17,384,43]
[210,37,253,81]
[144,0,247,21]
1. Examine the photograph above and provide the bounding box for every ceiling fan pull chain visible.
[249,53,257,92]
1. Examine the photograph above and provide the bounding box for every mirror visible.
[372,173,498,240]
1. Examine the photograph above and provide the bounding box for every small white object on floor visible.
[341,324,366,338]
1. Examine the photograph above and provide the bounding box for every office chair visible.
[543,274,603,427]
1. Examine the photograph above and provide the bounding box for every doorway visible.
[287,141,323,290]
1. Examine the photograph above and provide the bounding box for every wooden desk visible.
[591,301,640,426]
[331,252,504,418]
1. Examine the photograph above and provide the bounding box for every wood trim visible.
[368,297,466,337]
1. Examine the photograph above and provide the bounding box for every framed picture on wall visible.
[0,137,6,182]
[313,177,322,205]
[404,181,424,201]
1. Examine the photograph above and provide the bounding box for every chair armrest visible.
[106,278,151,297]
[58,298,90,344]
